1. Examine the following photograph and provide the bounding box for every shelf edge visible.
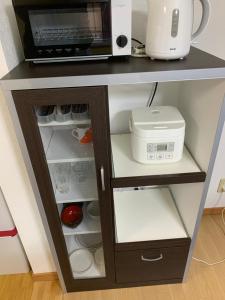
[111,172,206,188]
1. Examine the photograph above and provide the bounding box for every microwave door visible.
[14,2,112,61]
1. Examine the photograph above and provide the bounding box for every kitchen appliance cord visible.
[192,207,225,266]
[147,82,159,107]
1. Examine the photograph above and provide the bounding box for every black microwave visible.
[13,0,131,63]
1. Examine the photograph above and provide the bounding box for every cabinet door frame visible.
[12,86,115,292]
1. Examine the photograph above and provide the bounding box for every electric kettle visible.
[145,0,211,60]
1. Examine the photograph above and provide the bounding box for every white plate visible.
[69,249,93,273]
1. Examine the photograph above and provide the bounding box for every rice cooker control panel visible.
[147,142,175,161]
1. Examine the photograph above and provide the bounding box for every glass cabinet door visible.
[13,87,114,291]
[37,103,106,279]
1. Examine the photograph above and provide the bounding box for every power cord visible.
[131,38,144,46]
[147,82,159,107]
[131,38,147,58]
[192,206,225,266]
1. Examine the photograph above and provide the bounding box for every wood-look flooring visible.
[1,215,225,300]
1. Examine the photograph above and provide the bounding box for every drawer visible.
[115,245,190,284]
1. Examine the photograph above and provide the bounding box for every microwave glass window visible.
[29,6,106,47]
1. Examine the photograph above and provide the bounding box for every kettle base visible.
[150,56,185,61]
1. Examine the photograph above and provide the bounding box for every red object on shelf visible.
[61,205,83,228]
[0,227,17,238]
[80,128,93,144]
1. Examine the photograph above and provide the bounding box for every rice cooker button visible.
[168,143,175,151]
[165,153,173,159]
[156,153,164,160]
[147,144,154,152]
[148,153,155,160]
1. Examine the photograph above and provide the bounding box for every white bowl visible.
[86,202,100,221]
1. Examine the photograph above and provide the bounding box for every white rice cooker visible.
[129,106,185,164]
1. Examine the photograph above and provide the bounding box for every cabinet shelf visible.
[3,48,225,90]
[62,212,101,236]
[114,187,188,243]
[111,134,206,187]
[46,128,94,164]
[38,119,91,127]
[55,178,98,204]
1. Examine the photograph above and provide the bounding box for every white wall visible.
[130,0,225,208]
[0,0,23,69]
[0,3,56,273]
[193,0,225,208]
[109,82,180,133]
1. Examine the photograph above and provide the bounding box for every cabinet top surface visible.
[2,47,225,90]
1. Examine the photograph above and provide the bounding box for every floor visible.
[1,215,225,300]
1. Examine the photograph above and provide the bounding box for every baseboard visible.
[204,207,225,215]
[32,272,58,281]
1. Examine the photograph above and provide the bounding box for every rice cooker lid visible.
[131,106,185,137]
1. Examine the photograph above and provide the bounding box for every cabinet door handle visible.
[141,254,163,262]
[100,166,105,191]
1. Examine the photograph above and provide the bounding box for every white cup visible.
[72,126,90,143]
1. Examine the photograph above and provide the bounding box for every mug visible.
[72,126,93,144]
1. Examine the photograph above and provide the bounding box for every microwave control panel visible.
[147,142,175,161]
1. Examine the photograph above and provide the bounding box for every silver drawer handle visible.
[100,166,105,191]
[141,254,163,262]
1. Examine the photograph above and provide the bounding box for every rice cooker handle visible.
[129,118,133,133]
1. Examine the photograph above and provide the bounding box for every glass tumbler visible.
[72,161,91,183]
[53,164,71,194]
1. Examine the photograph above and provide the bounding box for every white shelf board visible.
[55,178,98,204]
[114,187,187,243]
[111,134,201,178]
[38,119,91,127]
[62,211,101,236]
[65,235,105,279]
[46,128,94,163]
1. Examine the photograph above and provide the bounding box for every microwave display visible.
[29,6,104,47]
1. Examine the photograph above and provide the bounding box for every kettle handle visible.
[192,0,211,41]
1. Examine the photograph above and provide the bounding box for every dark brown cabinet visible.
[3,48,225,294]
[12,87,115,292]
[115,239,191,284]
[11,86,193,292]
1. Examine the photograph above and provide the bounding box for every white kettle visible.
[145,0,211,60]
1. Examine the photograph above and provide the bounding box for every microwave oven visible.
[13,0,132,63]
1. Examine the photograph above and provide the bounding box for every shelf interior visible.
[49,162,98,204]
[59,203,101,236]
[111,134,203,179]
[55,178,98,204]
[113,187,188,243]
[46,128,94,163]
[65,234,106,279]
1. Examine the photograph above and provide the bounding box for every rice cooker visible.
[129,106,185,164]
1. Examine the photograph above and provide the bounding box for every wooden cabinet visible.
[12,87,115,292]
[9,84,211,291]
[3,48,225,293]
[115,242,190,284]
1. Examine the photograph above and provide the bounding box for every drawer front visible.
[115,245,190,283]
